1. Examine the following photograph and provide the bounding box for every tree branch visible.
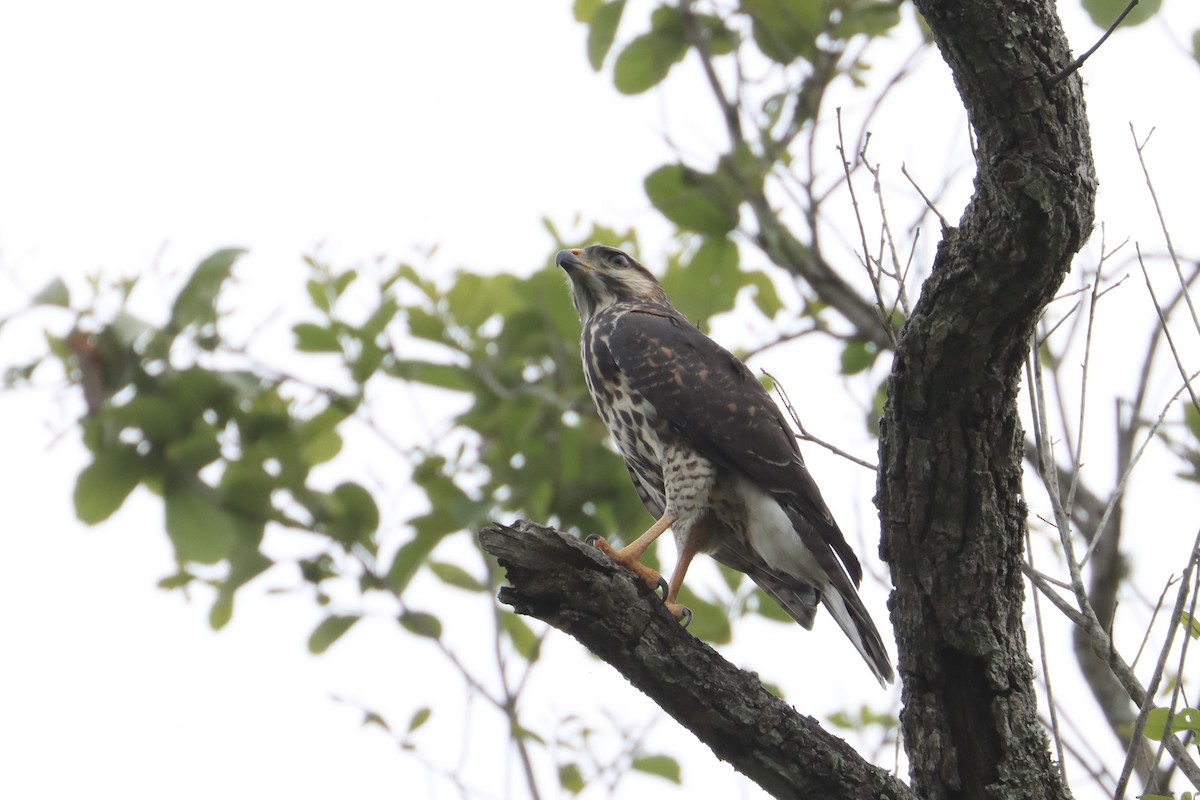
[478,520,916,800]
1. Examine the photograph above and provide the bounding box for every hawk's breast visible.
[582,306,671,511]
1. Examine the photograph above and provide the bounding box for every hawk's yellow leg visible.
[591,513,692,622]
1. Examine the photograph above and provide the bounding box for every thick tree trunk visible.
[479,520,917,800]
[877,2,1095,800]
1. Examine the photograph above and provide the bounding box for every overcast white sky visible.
[3,2,1200,799]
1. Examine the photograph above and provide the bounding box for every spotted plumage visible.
[557,244,894,685]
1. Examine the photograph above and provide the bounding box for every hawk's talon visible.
[680,607,693,628]
[584,534,602,547]
[655,576,669,603]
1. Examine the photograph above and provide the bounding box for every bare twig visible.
[1136,253,1197,405]
[1035,704,1118,792]
[836,109,899,348]
[1027,335,1200,787]
[1022,562,1088,627]
[1037,300,1083,347]
[1132,574,1182,670]
[1131,124,1200,334]
[741,322,827,360]
[1027,528,1068,784]
[1048,0,1141,86]
[900,163,951,231]
[1080,371,1200,569]
[1114,529,1200,799]
[680,0,743,149]
[1063,242,1110,514]
[1150,559,1200,790]
[764,369,878,471]
[862,153,913,317]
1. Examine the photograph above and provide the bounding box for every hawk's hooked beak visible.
[556,249,590,272]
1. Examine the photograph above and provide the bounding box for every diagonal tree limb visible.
[478,520,916,800]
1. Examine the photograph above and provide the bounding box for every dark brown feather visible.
[606,307,864,586]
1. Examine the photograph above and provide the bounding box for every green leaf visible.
[358,295,401,342]
[1180,611,1200,640]
[158,570,194,590]
[323,482,380,544]
[750,587,793,623]
[399,610,443,639]
[407,707,431,734]
[306,278,330,313]
[1185,403,1200,442]
[294,322,342,353]
[300,427,343,466]
[743,0,823,64]
[717,563,745,592]
[1143,707,1200,741]
[74,447,147,523]
[840,339,878,375]
[661,238,741,327]
[867,377,888,436]
[587,0,626,70]
[3,359,40,388]
[631,754,681,784]
[390,359,473,392]
[210,543,271,630]
[558,763,585,795]
[574,0,601,22]
[1082,0,1160,29]
[170,248,245,330]
[827,703,900,731]
[695,13,736,55]
[831,0,902,39]
[108,393,185,443]
[676,587,731,644]
[308,614,361,654]
[362,711,390,731]
[32,277,70,308]
[332,269,358,300]
[349,338,387,383]
[744,271,783,318]
[613,17,688,95]
[405,307,445,343]
[164,427,223,471]
[387,530,442,595]
[209,592,234,630]
[645,165,739,236]
[429,562,487,593]
[500,612,541,661]
[164,481,256,564]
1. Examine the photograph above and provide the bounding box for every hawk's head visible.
[556,245,669,323]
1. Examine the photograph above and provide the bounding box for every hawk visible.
[557,244,894,685]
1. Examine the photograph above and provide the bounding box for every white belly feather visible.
[735,475,829,591]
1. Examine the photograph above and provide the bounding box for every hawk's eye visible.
[610,254,630,269]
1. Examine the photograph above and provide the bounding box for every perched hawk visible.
[557,244,894,685]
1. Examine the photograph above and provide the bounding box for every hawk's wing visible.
[607,306,863,586]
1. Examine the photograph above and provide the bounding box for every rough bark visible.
[877,2,1096,800]
[479,520,916,800]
